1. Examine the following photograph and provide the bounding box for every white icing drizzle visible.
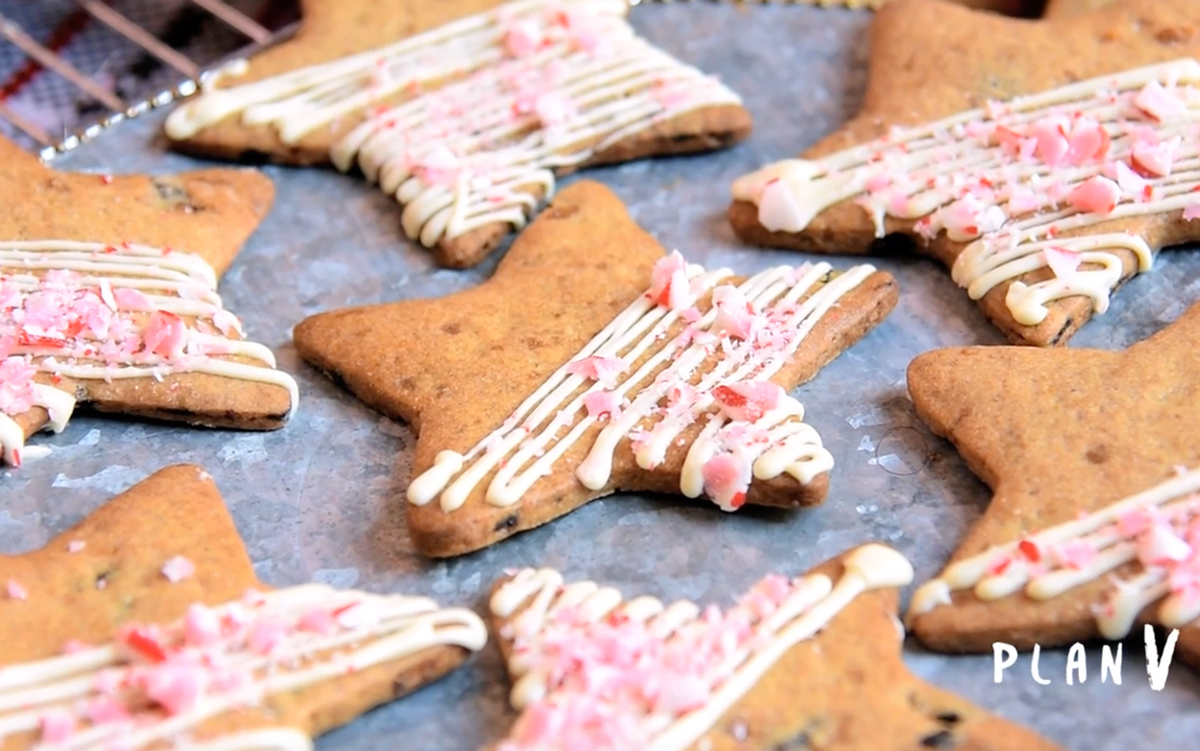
[0,584,487,751]
[0,240,299,465]
[407,260,876,514]
[164,0,743,248]
[908,467,1200,640]
[0,384,73,466]
[732,59,1200,326]
[490,544,914,751]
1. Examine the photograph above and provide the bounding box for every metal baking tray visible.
[6,4,1200,749]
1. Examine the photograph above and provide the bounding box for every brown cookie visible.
[295,180,897,557]
[164,0,752,268]
[904,302,1200,669]
[485,544,1061,751]
[1043,0,1119,17]
[0,136,297,467]
[0,136,271,276]
[0,464,487,751]
[728,0,1200,347]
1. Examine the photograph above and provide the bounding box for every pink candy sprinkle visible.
[647,251,697,311]
[503,20,542,58]
[62,639,90,654]
[756,178,803,233]
[1137,523,1193,567]
[161,556,195,583]
[298,607,337,635]
[1005,186,1042,215]
[583,390,621,420]
[1067,175,1121,215]
[0,357,38,416]
[1112,160,1149,200]
[711,286,760,341]
[417,145,462,188]
[112,287,152,311]
[39,709,75,744]
[701,452,751,511]
[1131,136,1179,177]
[1027,117,1070,167]
[1184,203,1200,221]
[211,310,240,337]
[248,619,289,655]
[534,92,574,127]
[571,26,601,54]
[938,195,1005,239]
[1042,246,1082,280]
[651,79,691,110]
[6,578,27,600]
[1053,539,1097,571]
[67,539,86,553]
[1065,118,1110,165]
[184,603,222,647]
[1133,80,1187,122]
[143,311,187,360]
[1118,507,1155,537]
[711,381,784,423]
[84,696,130,725]
[566,355,627,384]
[142,664,202,715]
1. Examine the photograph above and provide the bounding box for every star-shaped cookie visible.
[729,0,1200,347]
[0,136,297,467]
[164,0,752,268]
[295,180,897,557]
[486,544,1061,751]
[904,301,1200,668]
[0,465,488,751]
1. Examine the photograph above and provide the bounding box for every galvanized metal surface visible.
[5,4,1200,749]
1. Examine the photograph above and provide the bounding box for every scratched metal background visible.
[5,4,1200,750]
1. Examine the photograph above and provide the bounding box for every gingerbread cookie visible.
[0,465,488,751]
[295,180,897,557]
[164,0,752,268]
[0,137,297,467]
[903,301,1200,667]
[1043,0,1117,17]
[486,544,1061,750]
[729,0,1200,347]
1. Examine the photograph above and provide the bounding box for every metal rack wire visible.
[0,0,296,161]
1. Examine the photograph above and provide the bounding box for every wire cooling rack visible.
[0,0,297,161]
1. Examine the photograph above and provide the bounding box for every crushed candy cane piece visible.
[161,556,196,583]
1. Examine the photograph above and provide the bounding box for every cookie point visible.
[907,579,952,623]
[406,451,465,507]
[845,544,914,589]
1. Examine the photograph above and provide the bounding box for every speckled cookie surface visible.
[905,302,1200,666]
[487,546,1062,751]
[1043,0,1119,17]
[0,465,483,751]
[728,0,1200,347]
[0,136,271,276]
[294,180,898,557]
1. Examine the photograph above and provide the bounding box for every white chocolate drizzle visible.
[406,259,878,514]
[732,59,1200,326]
[489,544,914,751]
[0,584,487,751]
[164,0,743,249]
[908,467,1200,640]
[0,240,299,466]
